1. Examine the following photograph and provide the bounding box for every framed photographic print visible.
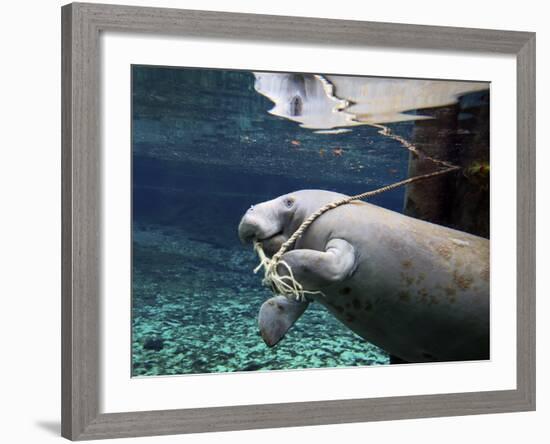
[61,2,536,440]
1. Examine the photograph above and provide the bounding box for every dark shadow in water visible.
[404,90,490,238]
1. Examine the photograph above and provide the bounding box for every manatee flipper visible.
[277,238,356,290]
[258,295,309,347]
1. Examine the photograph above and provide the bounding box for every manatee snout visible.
[237,212,257,244]
[238,210,272,244]
[238,202,287,255]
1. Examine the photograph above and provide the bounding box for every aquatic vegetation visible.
[464,161,490,190]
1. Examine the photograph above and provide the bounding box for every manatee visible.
[238,190,490,363]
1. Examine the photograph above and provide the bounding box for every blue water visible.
[131,66,487,376]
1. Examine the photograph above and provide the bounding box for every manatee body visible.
[238,190,490,363]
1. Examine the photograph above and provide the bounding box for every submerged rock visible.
[143,337,164,351]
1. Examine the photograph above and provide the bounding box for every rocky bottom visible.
[132,224,389,376]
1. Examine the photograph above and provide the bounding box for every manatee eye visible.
[284,197,295,208]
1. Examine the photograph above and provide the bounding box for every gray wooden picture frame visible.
[61,2,536,440]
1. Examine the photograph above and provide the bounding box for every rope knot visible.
[253,241,312,301]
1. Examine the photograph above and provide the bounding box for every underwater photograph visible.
[131,65,490,377]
